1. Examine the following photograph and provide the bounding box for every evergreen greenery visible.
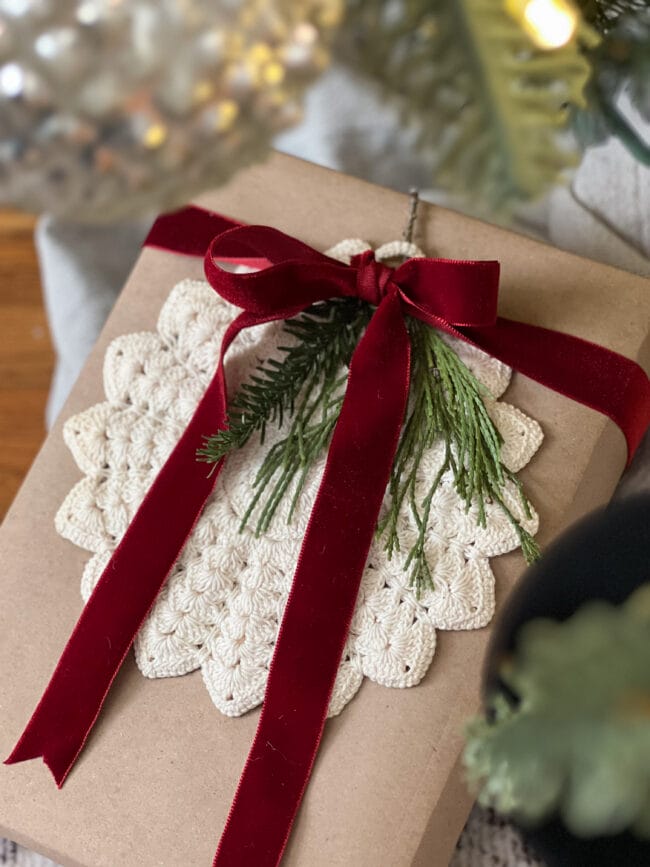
[196,298,371,467]
[334,0,650,207]
[464,585,650,839]
[574,1,650,163]
[198,299,539,596]
[578,0,647,33]
[382,319,538,594]
[336,0,596,208]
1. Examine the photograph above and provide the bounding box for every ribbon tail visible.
[5,337,235,786]
[213,290,411,866]
[467,318,650,463]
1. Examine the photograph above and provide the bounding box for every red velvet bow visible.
[7,207,650,867]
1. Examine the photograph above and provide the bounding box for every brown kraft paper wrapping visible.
[1,153,649,867]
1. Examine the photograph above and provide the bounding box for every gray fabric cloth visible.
[37,215,152,428]
[0,839,56,867]
[547,138,650,277]
[276,65,438,197]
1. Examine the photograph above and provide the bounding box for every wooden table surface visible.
[0,211,54,521]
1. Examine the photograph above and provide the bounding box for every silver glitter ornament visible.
[0,0,342,221]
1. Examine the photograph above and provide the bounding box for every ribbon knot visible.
[351,249,394,306]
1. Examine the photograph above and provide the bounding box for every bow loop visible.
[204,225,357,317]
[201,224,502,332]
[393,257,500,328]
[350,249,395,306]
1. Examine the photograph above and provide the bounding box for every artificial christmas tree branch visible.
[336,0,596,207]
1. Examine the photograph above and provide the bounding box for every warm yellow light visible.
[142,122,167,149]
[262,61,285,86]
[247,42,273,67]
[192,80,214,105]
[214,99,239,132]
[519,0,578,49]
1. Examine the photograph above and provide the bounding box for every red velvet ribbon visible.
[6,205,650,867]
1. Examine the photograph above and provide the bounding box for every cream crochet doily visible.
[55,241,543,718]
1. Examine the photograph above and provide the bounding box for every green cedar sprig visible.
[381,319,539,595]
[197,300,540,596]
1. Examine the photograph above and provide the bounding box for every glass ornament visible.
[0,0,343,221]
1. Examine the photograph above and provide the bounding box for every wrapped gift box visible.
[1,154,648,867]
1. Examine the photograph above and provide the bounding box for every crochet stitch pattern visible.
[55,243,543,718]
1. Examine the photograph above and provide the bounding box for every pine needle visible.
[198,303,540,594]
[380,319,539,596]
[196,298,372,466]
